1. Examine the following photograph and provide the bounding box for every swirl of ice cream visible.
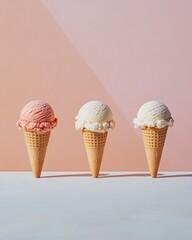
[75,100,115,133]
[133,101,174,129]
[17,100,58,134]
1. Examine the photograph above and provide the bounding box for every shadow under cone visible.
[24,131,50,178]
[82,129,107,178]
[142,126,168,178]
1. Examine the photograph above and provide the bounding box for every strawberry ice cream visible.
[17,100,57,134]
[16,100,57,178]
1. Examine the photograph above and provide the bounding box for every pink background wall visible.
[0,0,191,171]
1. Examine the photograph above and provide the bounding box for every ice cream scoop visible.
[75,100,115,178]
[133,101,174,129]
[17,100,57,178]
[17,100,57,134]
[133,101,174,178]
[75,100,115,133]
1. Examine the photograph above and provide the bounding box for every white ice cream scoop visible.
[133,101,174,129]
[75,100,115,133]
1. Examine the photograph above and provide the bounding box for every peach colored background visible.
[0,0,191,171]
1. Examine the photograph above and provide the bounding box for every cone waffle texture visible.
[82,129,107,178]
[142,126,168,149]
[141,126,168,178]
[24,131,50,178]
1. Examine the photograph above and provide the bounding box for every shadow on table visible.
[41,173,192,179]
[99,173,192,178]
[158,173,192,178]
[41,173,109,178]
[99,173,153,178]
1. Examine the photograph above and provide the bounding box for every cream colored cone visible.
[141,126,168,178]
[24,131,50,178]
[82,129,108,178]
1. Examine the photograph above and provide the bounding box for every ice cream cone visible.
[24,131,50,178]
[82,129,108,178]
[141,126,168,178]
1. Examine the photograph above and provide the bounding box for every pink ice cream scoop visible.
[17,100,57,134]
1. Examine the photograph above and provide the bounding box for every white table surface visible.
[0,172,192,240]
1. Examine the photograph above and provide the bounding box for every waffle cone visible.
[82,129,108,178]
[141,126,168,178]
[24,131,50,178]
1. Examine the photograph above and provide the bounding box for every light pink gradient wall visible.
[0,0,191,171]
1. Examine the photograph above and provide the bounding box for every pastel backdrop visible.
[0,0,191,171]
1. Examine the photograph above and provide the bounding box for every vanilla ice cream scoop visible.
[75,100,115,133]
[133,101,174,129]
